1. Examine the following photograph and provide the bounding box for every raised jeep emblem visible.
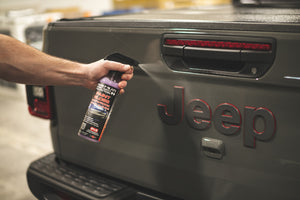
[157,86,276,148]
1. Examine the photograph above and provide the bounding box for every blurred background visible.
[0,0,231,199]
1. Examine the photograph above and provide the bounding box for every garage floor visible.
[0,85,53,200]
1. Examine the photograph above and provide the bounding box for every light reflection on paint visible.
[284,76,300,80]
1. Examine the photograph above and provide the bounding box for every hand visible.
[83,59,134,94]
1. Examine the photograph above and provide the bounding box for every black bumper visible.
[27,154,172,200]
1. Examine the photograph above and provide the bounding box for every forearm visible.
[0,34,134,91]
[0,34,88,86]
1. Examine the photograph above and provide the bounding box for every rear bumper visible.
[27,154,172,200]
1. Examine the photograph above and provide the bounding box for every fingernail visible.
[119,82,126,88]
[124,65,130,70]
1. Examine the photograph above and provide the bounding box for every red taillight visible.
[164,39,272,51]
[27,85,53,119]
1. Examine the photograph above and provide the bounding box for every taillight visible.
[26,85,53,119]
[164,38,272,51]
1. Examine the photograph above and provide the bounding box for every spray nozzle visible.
[102,53,139,83]
[104,53,139,67]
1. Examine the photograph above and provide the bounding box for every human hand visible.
[82,59,134,94]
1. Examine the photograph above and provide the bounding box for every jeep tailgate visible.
[45,6,300,200]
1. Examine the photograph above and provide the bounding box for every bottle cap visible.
[105,53,139,67]
[99,53,138,87]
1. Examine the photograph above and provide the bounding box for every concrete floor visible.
[0,85,53,200]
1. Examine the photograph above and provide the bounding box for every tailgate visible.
[46,10,300,200]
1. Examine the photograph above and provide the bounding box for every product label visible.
[78,83,118,142]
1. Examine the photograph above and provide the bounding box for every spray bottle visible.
[78,53,138,142]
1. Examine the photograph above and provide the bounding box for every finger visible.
[121,73,134,81]
[123,66,134,74]
[119,89,125,94]
[103,60,130,72]
[118,80,127,89]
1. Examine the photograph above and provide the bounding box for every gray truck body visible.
[28,5,300,200]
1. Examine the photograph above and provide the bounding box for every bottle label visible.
[78,83,118,142]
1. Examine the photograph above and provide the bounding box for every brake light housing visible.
[26,85,54,119]
[164,38,272,51]
[161,34,276,78]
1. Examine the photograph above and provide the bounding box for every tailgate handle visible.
[184,46,240,61]
[161,35,275,78]
[201,137,225,159]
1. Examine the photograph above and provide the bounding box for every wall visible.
[0,0,113,15]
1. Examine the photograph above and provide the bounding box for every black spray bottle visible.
[78,53,138,142]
